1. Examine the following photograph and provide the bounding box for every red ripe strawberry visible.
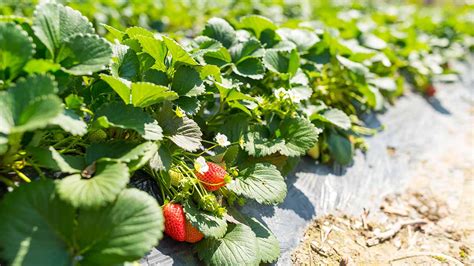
[195,162,227,191]
[426,84,436,97]
[185,221,204,243]
[163,203,186,242]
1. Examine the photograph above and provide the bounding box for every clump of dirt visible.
[291,188,473,265]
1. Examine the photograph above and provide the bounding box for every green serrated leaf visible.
[263,49,300,77]
[131,82,178,107]
[57,161,130,209]
[0,22,34,80]
[51,110,87,136]
[311,108,351,130]
[203,18,236,48]
[29,146,84,174]
[111,45,140,80]
[171,66,205,96]
[95,102,163,141]
[85,141,157,169]
[0,180,75,266]
[239,15,277,38]
[149,144,172,171]
[245,217,280,263]
[196,224,259,266]
[228,163,286,204]
[232,57,265,79]
[163,36,198,66]
[157,105,202,152]
[33,3,94,56]
[58,34,112,75]
[184,201,227,238]
[244,117,321,157]
[136,35,167,71]
[76,188,163,265]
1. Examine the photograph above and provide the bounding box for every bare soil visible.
[292,114,474,265]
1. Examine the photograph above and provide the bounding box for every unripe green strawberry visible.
[88,129,107,142]
[169,169,184,187]
[195,162,228,191]
[163,203,186,242]
[307,144,320,159]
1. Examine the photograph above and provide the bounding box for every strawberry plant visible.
[0,2,472,266]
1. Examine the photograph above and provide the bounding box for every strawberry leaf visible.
[196,224,258,266]
[163,36,198,66]
[263,48,300,77]
[310,108,351,130]
[245,217,280,263]
[157,105,202,152]
[95,102,163,141]
[76,188,163,265]
[57,161,130,209]
[184,201,227,238]
[0,22,34,80]
[29,146,85,174]
[58,33,112,75]
[228,163,286,204]
[203,18,236,48]
[327,131,353,165]
[32,3,94,57]
[239,15,277,38]
[0,180,75,266]
[85,141,158,171]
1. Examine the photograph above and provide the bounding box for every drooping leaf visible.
[149,144,172,171]
[95,102,163,141]
[76,188,163,265]
[369,77,396,91]
[228,163,286,204]
[29,146,84,174]
[327,131,353,165]
[184,201,227,238]
[310,108,351,130]
[57,161,130,209]
[85,141,158,171]
[0,22,34,79]
[157,105,202,152]
[196,224,259,266]
[245,217,280,263]
[51,110,88,136]
[0,180,75,266]
[203,18,236,48]
[337,55,369,77]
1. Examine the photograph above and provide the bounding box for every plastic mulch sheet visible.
[141,61,473,266]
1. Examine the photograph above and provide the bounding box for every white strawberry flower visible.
[274,87,288,100]
[215,133,230,147]
[194,156,209,174]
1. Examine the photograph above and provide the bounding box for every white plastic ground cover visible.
[141,61,473,265]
